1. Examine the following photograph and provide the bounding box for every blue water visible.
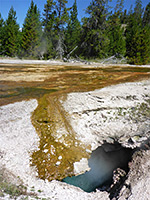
[63,143,132,192]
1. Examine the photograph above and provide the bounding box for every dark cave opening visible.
[63,142,134,193]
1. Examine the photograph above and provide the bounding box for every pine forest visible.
[0,0,150,65]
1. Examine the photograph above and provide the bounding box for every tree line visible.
[0,0,150,65]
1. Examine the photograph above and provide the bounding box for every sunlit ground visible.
[0,63,150,182]
[0,63,150,106]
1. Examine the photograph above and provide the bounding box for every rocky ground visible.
[61,79,150,199]
[0,59,150,199]
[62,79,150,150]
[118,149,150,200]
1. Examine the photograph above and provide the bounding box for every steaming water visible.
[63,143,133,192]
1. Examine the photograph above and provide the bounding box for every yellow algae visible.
[31,94,90,181]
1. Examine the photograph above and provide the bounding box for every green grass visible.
[0,172,26,198]
[0,168,38,199]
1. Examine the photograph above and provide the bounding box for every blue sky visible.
[0,0,149,27]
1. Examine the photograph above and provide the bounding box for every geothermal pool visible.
[63,143,133,192]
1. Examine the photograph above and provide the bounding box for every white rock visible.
[58,156,62,160]
[74,158,90,175]
[56,161,61,166]
[43,149,48,153]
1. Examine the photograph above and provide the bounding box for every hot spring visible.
[63,142,133,192]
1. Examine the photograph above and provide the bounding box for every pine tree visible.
[143,2,150,27]
[139,26,150,64]
[141,2,150,63]
[125,0,150,64]
[65,0,81,57]
[43,0,56,58]
[80,0,110,59]
[0,13,4,54]
[55,0,69,59]
[120,9,128,24]
[21,0,42,58]
[43,0,69,59]
[114,0,124,14]
[108,0,126,57]
[108,17,126,57]
[3,7,20,57]
[134,0,143,23]
[125,11,141,64]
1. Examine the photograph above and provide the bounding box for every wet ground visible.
[0,63,150,106]
[1,62,150,182]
